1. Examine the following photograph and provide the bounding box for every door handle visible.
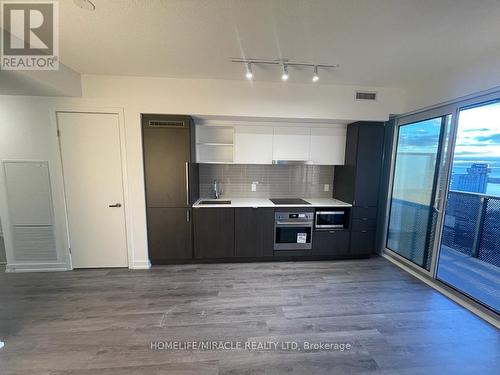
[109,203,122,208]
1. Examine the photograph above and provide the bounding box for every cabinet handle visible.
[361,230,367,233]
[186,209,191,222]
[362,218,368,221]
[185,162,190,205]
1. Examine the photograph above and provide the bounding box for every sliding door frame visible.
[382,89,500,283]
[383,104,457,277]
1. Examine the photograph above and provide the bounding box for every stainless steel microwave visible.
[315,210,346,229]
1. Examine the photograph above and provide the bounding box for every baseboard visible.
[382,253,500,329]
[150,255,370,265]
[6,262,69,273]
[130,259,151,270]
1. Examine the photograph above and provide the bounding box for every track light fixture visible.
[231,58,338,82]
[312,66,319,82]
[281,63,289,81]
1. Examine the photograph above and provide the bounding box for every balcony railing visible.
[441,190,500,268]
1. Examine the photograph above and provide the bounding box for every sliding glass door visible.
[386,115,451,271]
[384,91,500,315]
[436,100,500,312]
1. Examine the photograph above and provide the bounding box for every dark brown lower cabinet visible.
[350,230,375,255]
[234,208,274,258]
[193,208,234,259]
[147,208,192,262]
[312,230,350,256]
[349,205,377,255]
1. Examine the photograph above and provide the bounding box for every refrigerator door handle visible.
[185,161,190,205]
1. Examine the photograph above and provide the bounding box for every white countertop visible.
[192,197,352,208]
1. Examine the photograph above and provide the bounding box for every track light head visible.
[281,64,289,81]
[312,66,319,82]
[245,63,253,80]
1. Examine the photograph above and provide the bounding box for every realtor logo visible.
[1,1,59,70]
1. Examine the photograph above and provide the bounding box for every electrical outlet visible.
[251,182,258,192]
[324,184,330,192]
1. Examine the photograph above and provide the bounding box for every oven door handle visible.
[276,221,313,226]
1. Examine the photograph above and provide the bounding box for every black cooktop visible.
[270,198,311,205]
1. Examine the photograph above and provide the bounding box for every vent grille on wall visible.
[12,226,57,261]
[3,161,58,264]
[148,120,186,128]
[355,91,377,101]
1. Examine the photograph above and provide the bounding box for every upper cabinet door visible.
[272,127,311,161]
[309,127,346,165]
[234,125,273,164]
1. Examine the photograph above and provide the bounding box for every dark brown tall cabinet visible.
[142,114,198,264]
[333,121,385,256]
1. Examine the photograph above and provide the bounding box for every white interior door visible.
[57,112,128,268]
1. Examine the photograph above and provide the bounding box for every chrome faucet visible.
[213,180,223,199]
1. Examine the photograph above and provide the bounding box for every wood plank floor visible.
[0,257,498,374]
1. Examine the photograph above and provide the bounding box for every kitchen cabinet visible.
[143,116,192,207]
[312,230,350,256]
[142,114,198,264]
[234,126,273,164]
[309,127,346,165]
[334,122,384,207]
[147,208,192,261]
[333,121,385,256]
[234,208,274,257]
[195,125,234,163]
[350,230,376,255]
[193,208,235,259]
[195,123,347,165]
[272,127,311,161]
[353,125,385,207]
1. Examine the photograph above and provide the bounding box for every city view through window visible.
[450,101,500,196]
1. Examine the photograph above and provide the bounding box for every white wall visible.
[404,50,500,112]
[81,75,406,121]
[0,96,70,271]
[0,74,407,271]
[0,64,82,97]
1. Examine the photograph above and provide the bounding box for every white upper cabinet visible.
[195,125,234,163]
[234,125,273,164]
[195,122,346,165]
[272,127,311,161]
[309,127,346,165]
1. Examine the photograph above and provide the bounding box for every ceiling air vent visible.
[355,91,377,101]
[148,120,186,128]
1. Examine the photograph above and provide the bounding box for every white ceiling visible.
[59,0,500,87]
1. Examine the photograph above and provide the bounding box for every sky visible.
[397,101,500,159]
[454,101,500,158]
[397,117,442,154]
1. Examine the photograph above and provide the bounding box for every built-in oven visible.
[274,211,314,250]
[315,210,347,230]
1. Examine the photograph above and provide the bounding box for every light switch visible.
[324,184,330,192]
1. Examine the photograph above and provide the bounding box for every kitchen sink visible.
[198,200,231,205]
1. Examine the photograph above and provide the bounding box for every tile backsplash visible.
[199,164,334,198]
